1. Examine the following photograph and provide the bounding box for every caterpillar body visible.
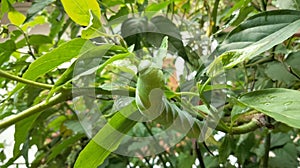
[135,60,202,139]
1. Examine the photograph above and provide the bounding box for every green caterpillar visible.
[135,60,165,120]
[135,60,203,139]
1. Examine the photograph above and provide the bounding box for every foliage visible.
[1,0,300,167]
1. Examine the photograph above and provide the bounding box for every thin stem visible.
[250,68,257,91]
[0,93,69,130]
[203,142,214,156]
[245,56,274,67]
[263,132,271,167]
[198,78,222,120]
[0,70,53,89]
[70,87,136,97]
[263,116,271,168]
[129,2,135,15]
[251,2,262,11]
[143,157,153,168]
[171,1,175,20]
[211,0,220,34]
[7,24,36,59]
[203,0,211,36]
[287,65,300,80]
[198,78,211,106]
[260,0,267,11]
[195,141,206,168]
[96,0,116,13]
[175,97,207,118]
[243,62,249,91]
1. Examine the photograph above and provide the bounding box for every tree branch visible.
[0,70,53,89]
[0,93,69,130]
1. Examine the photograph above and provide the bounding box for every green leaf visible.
[74,102,139,167]
[121,16,188,64]
[48,8,65,40]
[145,1,172,17]
[25,0,55,22]
[219,135,233,163]
[177,152,195,168]
[285,51,300,77]
[219,10,300,54]
[235,133,255,165]
[29,34,53,46]
[222,0,252,21]
[146,1,171,11]
[121,17,149,50]
[269,143,298,168]
[46,46,130,102]
[108,6,129,23]
[21,15,47,31]
[265,61,298,84]
[0,40,16,67]
[61,0,101,26]
[231,103,251,123]
[208,10,300,76]
[153,36,168,68]
[47,133,85,161]
[81,11,106,39]
[64,120,85,134]
[270,132,291,149]
[204,156,219,168]
[101,0,124,7]
[12,38,94,94]
[149,16,185,56]
[0,0,10,17]
[0,150,6,162]
[13,113,39,157]
[8,9,26,26]
[238,88,300,129]
[230,6,254,26]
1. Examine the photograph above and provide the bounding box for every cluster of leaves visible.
[0,0,300,167]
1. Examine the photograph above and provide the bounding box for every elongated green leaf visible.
[61,0,100,26]
[46,46,131,101]
[146,1,171,12]
[74,102,139,167]
[13,114,39,157]
[145,1,172,17]
[222,0,251,21]
[219,135,233,163]
[12,38,94,94]
[47,133,85,161]
[219,10,300,54]
[25,0,55,22]
[238,88,300,129]
[208,10,300,76]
